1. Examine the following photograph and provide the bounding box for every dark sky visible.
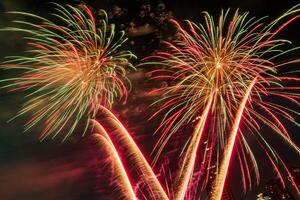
[0,0,299,200]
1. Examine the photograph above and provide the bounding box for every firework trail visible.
[91,106,169,200]
[173,93,214,200]
[148,5,300,199]
[211,78,257,200]
[91,133,137,200]
[1,3,136,140]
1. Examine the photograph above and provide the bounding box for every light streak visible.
[92,106,169,200]
[92,133,137,200]
[173,93,214,200]
[211,78,257,200]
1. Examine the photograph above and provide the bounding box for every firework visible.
[92,133,137,200]
[149,5,300,199]
[91,105,169,200]
[1,4,169,199]
[211,78,257,200]
[1,3,136,140]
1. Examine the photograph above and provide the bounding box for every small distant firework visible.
[149,5,300,200]
[1,3,136,140]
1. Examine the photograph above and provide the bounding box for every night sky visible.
[0,0,299,200]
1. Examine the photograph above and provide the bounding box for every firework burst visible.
[1,4,169,199]
[1,3,136,140]
[148,5,300,199]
